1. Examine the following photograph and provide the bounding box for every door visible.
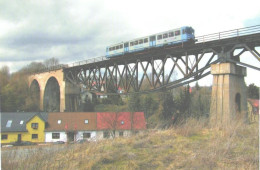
[124,42,129,52]
[149,36,156,47]
[18,134,21,143]
[67,132,75,142]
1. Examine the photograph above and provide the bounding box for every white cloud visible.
[0,0,259,86]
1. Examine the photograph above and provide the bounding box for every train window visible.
[109,47,112,51]
[150,36,156,41]
[163,33,168,39]
[157,35,162,40]
[120,44,123,49]
[169,32,174,37]
[130,42,134,46]
[124,42,129,47]
[175,30,180,36]
[182,29,186,34]
[144,38,148,43]
[134,40,138,45]
[185,27,193,34]
[116,46,119,50]
[139,39,143,44]
[112,47,115,51]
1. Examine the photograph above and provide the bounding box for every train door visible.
[149,36,156,47]
[106,47,109,56]
[124,42,129,52]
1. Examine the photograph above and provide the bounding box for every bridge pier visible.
[210,63,247,128]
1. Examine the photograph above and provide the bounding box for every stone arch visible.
[29,79,41,110]
[43,77,60,112]
[235,93,241,113]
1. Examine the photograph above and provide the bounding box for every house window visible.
[57,120,61,124]
[103,131,110,138]
[84,119,89,124]
[83,133,91,138]
[6,120,12,127]
[32,134,38,139]
[52,133,60,139]
[31,123,38,129]
[119,131,124,137]
[1,134,8,140]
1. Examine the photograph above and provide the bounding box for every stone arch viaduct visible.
[28,68,80,112]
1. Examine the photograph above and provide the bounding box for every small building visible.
[248,99,259,121]
[45,112,97,143]
[1,112,48,144]
[45,112,146,142]
[249,99,259,114]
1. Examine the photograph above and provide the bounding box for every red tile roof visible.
[45,112,146,132]
[45,112,97,131]
[97,112,146,130]
[133,112,147,130]
[248,99,259,108]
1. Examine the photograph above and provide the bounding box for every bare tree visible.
[44,57,59,68]
[99,112,118,139]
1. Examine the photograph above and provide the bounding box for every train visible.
[106,26,195,58]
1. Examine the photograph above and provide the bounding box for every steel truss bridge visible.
[64,25,260,95]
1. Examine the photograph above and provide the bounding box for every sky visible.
[0,0,260,86]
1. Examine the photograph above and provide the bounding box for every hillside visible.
[2,118,258,170]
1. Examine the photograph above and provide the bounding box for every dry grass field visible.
[1,118,259,170]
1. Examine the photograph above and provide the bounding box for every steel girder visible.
[64,32,260,95]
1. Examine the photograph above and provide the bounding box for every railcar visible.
[106,26,195,58]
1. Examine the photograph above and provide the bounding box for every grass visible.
[1,117,259,170]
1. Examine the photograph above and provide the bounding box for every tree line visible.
[0,58,59,112]
[1,57,259,128]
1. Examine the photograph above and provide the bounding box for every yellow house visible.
[1,112,48,144]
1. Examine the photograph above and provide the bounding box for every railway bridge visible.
[28,25,260,127]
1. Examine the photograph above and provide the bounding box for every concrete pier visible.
[210,63,247,128]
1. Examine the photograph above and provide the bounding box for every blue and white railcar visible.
[106,26,194,58]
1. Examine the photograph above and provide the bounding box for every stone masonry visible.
[210,63,247,128]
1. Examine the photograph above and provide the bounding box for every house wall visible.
[96,130,132,140]
[45,131,97,143]
[1,115,45,144]
[26,116,45,143]
[45,132,67,143]
[1,132,27,144]
[76,131,97,141]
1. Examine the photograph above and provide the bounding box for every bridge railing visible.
[31,64,69,74]
[67,56,108,67]
[66,25,260,68]
[196,25,260,43]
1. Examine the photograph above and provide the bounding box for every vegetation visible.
[2,117,258,170]
[0,58,59,112]
[94,83,211,128]
[247,83,259,99]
